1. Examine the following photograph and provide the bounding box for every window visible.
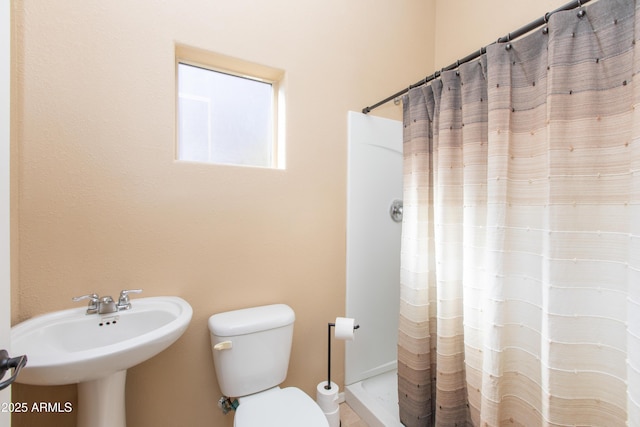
[176,46,285,169]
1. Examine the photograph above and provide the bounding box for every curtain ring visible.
[576,0,586,18]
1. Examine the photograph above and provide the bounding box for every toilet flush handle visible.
[214,341,233,351]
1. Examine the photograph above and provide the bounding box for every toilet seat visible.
[234,387,329,427]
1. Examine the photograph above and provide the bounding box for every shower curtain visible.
[399,0,640,425]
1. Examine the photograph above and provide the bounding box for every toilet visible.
[208,304,330,427]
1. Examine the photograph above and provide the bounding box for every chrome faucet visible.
[72,293,100,314]
[98,296,116,314]
[73,289,143,315]
[117,289,142,311]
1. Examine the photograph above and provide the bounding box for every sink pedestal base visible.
[77,370,127,427]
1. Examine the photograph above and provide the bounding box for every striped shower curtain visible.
[399,0,640,425]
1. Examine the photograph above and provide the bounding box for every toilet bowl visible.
[234,386,328,427]
[208,304,329,427]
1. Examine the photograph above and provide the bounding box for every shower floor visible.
[344,369,403,427]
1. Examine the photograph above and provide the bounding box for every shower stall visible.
[345,111,403,427]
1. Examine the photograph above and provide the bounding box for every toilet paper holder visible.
[324,319,359,390]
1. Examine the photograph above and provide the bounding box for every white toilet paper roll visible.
[323,406,340,427]
[316,381,339,412]
[334,317,356,340]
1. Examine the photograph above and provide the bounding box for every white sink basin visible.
[11,296,192,385]
[11,295,192,427]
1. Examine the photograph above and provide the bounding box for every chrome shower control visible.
[390,199,403,223]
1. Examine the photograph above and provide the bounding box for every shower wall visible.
[345,111,402,385]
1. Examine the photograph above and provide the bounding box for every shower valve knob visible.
[390,199,403,223]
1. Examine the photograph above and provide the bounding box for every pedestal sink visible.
[11,296,193,427]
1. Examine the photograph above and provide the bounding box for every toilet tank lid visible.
[208,304,295,337]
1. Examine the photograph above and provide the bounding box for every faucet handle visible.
[72,293,99,302]
[117,289,142,310]
[72,293,100,314]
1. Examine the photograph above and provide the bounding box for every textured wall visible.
[10,1,434,426]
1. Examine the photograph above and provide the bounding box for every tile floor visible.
[340,402,368,427]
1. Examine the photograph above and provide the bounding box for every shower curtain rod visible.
[361,0,594,114]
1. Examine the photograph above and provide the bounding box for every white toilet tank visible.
[208,304,295,398]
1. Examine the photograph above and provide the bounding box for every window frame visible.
[175,44,286,169]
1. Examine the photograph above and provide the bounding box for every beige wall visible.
[10,1,433,426]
